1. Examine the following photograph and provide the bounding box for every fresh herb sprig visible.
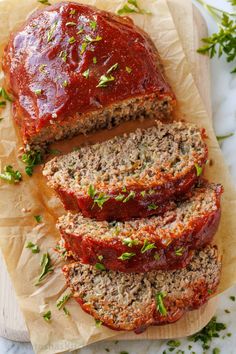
[196,0,236,73]
[21,150,42,176]
[0,165,22,184]
[56,293,72,310]
[118,0,151,15]
[26,241,40,254]
[35,253,54,285]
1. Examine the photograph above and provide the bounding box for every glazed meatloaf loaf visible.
[3,2,175,150]
[58,183,223,273]
[63,246,221,333]
[43,121,208,221]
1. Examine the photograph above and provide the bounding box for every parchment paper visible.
[0,0,236,353]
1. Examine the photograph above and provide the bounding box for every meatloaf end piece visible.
[2,2,175,150]
[58,182,223,273]
[44,121,208,221]
[63,246,221,333]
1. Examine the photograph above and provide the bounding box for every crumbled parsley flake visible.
[154,252,160,260]
[122,237,139,247]
[167,340,181,348]
[95,263,106,271]
[34,89,42,95]
[141,240,156,253]
[88,184,96,198]
[140,191,146,197]
[115,194,125,201]
[68,36,76,44]
[56,293,72,310]
[118,0,152,15]
[122,186,127,192]
[59,50,68,62]
[81,42,88,54]
[38,0,51,4]
[0,165,22,184]
[93,56,97,64]
[93,193,110,209]
[148,203,158,210]
[39,64,47,73]
[118,252,136,260]
[148,189,155,195]
[77,27,84,34]
[82,69,90,79]
[0,87,14,102]
[66,21,76,26]
[123,191,136,203]
[156,292,167,316]
[69,9,76,15]
[175,247,184,256]
[217,133,234,142]
[230,295,235,301]
[55,243,67,259]
[95,319,102,327]
[62,80,68,88]
[35,253,53,285]
[213,348,220,354]
[21,150,42,176]
[195,163,203,177]
[97,74,115,87]
[26,241,40,254]
[49,149,61,155]
[43,310,51,322]
[126,66,132,73]
[189,316,226,350]
[98,255,103,261]
[63,307,70,316]
[85,34,102,43]
[227,333,232,337]
[107,63,119,74]
[34,215,42,223]
[90,20,97,30]
[207,289,213,294]
[0,101,6,107]
[47,21,58,42]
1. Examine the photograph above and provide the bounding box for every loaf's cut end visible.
[63,246,221,333]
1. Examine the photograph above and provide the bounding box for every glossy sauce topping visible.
[3,2,174,137]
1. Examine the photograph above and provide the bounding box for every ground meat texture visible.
[44,121,208,221]
[63,246,221,333]
[57,183,223,272]
[2,2,175,150]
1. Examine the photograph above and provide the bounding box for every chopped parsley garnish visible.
[97,75,115,87]
[141,240,156,253]
[98,255,103,261]
[107,63,119,74]
[38,0,51,5]
[213,349,220,354]
[115,194,125,201]
[217,133,234,142]
[93,193,110,209]
[26,241,40,254]
[43,310,51,322]
[154,252,160,260]
[55,244,67,259]
[56,293,72,310]
[39,64,47,73]
[148,203,158,210]
[21,150,42,176]
[123,191,136,203]
[59,50,68,62]
[90,21,97,30]
[230,295,235,301]
[167,340,181,348]
[82,69,90,79]
[47,21,58,42]
[88,184,96,198]
[95,319,102,327]
[155,292,167,316]
[34,89,42,95]
[118,0,152,15]
[62,80,68,88]
[49,149,61,155]
[175,247,184,256]
[63,307,70,316]
[81,42,88,54]
[95,263,106,271]
[0,87,13,102]
[126,66,132,73]
[34,215,42,223]
[207,289,213,294]
[0,165,22,184]
[68,36,76,44]
[0,101,6,107]
[195,163,203,177]
[140,191,146,197]
[66,22,76,26]
[122,237,139,247]
[93,57,97,64]
[35,253,53,285]
[77,27,84,35]
[118,252,136,260]
[69,9,76,15]
[85,34,102,43]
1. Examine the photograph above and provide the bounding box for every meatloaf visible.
[2,2,175,150]
[63,246,221,333]
[58,182,222,273]
[43,121,208,221]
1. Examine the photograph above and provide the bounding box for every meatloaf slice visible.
[43,121,208,221]
[63,246,221,333]
[58,183,222,273]
[3,2,175,150]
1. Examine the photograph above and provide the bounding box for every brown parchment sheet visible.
[0,0,236,353]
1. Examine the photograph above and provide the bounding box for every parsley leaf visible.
[88,184,96,198]
[90,21,97,30]
[21,150,42,176]
[175,247,184,256]
[35,253,53,285]
[0,165,22,184]
[0,87,13,102]
[47,21,58,43]
[217,133,234,142]
[68,36,76,44]
[95,263,106,270]
[82,69,90,79]
[34,215,42,223]
[141,240,156,253]
[56,293,72,310]
[95,319,103,327]
[155,292,167,316]
[43,310,51,322]
[66,22,76,27]
[93,193,110,209]
[96,74,115,88]
[148,203,158,211]
[126,66,132,73]
[195,163,203,177]
[26,241,40,254]
[118,252,136,260]
[122,237,139,247]
[107,63,119,74]
[118,0,152,15]
[123,191,136,203]
[59,50,68,62]
[38,0,51,4]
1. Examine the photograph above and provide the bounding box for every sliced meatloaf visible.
[58,183,222,273]
[3,2,175,150]
[63,246,221,333]
[43,121,208,221]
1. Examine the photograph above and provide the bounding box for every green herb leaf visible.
[21,150,42,176]
[126,66,132,73]
[95,263,106,271]
[115,194,125,201]
[85,35,102,43]
[59,50,68,62]
[118,252,136,260]
[122,237,139,247]
[39,64,47,73]
[35,253,53,285]
[93,57,97,64]
[123,191,136,203]
[148,203,158,211]
[81,42,88,54]
[175,247,184,256]
[68,36,76,44]
[82,69,90,79]
[195,163,203,177]
[107,63,119,74]
[0,101,6,107]
[49,149,61,155]
[47,21,58,42]
[63,307,70,316]
[0,87,14,102]
[155,292,167,316]
[43,310,51,322]
[230,295,235,301]
[141,239,156,253]
[34,89,42,95]
[77,27,84,35]
[98,255,104,261]
[26,241,40,254]
[38,0,51,5]
[95,319,102,327]
[118,0,152,15]
[0,165,22,184]
[69,9,76,15]
[96,74,115,88]
[90,21,97,30]
[34,215,42,223]
[140,191,146,197]
[66,22,76,26]
[167,340,181,348]
[88,184,96,198]
[56,293,72,310]
[213,348,220,354]
[154,252,160,260]
[217,133,234,142]
[93,193,110,209]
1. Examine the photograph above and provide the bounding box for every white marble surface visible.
[1,0,236,353]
